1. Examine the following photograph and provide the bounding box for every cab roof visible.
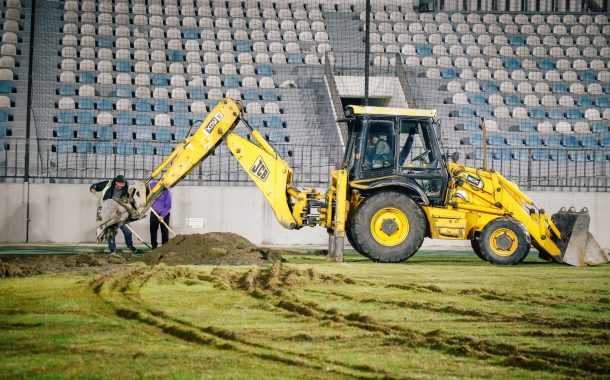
[347,105,437,118]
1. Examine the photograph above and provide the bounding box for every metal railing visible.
[1,137,608,191]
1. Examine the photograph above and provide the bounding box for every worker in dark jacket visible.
[90,175,137,254]
[148,180,172,249]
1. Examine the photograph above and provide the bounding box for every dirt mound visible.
[141,233,283,266]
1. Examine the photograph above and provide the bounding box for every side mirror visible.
[450,151,460,163]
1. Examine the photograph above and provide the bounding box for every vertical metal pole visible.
[24,0,37,242]
[364,0,371,107]
[481,118,487,170]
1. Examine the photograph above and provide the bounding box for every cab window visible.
[362,119,395,171]
[399,120,440,170]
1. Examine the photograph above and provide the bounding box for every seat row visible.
[403,56,610,72]
[446,80,610,96]
[453,119,609,134]
[390,11,608,26]
[451,106,610,121]
[451,93,610,108]
[465,149,609,162]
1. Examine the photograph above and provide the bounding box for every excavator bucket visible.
[549,207,609,266]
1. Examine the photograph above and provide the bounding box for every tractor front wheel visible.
[479,218,531,265]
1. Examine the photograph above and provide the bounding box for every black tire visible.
[471,234,488,262]
[479,217,531,265]
[350,191,426,263]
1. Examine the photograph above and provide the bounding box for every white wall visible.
[0,184,609,249]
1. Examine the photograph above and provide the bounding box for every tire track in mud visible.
[89,264,404,380]
[210,264,609,377]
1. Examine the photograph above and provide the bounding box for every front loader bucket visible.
[550,207,609,266]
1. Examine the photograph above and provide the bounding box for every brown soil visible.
[0,233,283,278]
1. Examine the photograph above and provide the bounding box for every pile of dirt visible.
[141,232,283,266]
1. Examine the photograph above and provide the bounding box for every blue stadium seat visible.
[596,97,610,108]
[475,107,492,118]
[174,128,189,140]
[79,72,95,84]
[266,116,284,129]
[506,135,523,146]
[247,116,264,129]
[518,122,536,132]
[96,99,113,110]
[552,83,568,94]
[563,135,579,147]
[261,91,278,101]
[576,96,593,107]
[566,108,583,120]
[77,111,93,124]
[463,120,479,131]
[224,76,240,88]
[115,61,131,72]
[487,133,505,146]
[172,115,190,127]
[243,89,259,100]
[116,142,133,155]
[58,84,76,96]
[56,125,73,138]
[601,136,610,147]
[97,126,113,140]
[529,108,546,119]
[157,143,174,156]
[77,141,93,154]
[591,122,609,133]
[481,81,498,92]
[189,88,205,100]
[551,150,568,161]
[152,75,169,86]
[116,86,132,98]
[135,113,151,126]
[0,82,13,94]
[525,135,543,146]
[570,151,589,162]
[136,143,154,155]
[168,50,184,62]
[116,113,132,125]
[78,98,94,109]
[135,99,151,111]
[266,130,286,143]
[235,41,252,52]
[57,111,74,123]
[257,65,273,76]
[182,28,199,39]
[56,141,73,153]
[469,134,483,146]
[548,109,564,120]
[505,95,521,106]
[97,36,114,48]
[457,107,475,117]
[78,126,94,139]
[544,135,561,146]
[136,128,152,140]
[96,142,113,155]
[578,71,596,83]
[155,128,172,142]
[441,68,459,79]
[493,149,512,160]
[581,136,598,147]
[173,102,188,112]
[604,84,610,94]
[116,129,133,141]
[416,44,432,56]
[509,35,525,46]
[470,94,486,105]
[504,58,521,70]
[531,149,550,161]
[591,151,608,162]
[287,53,303,64]
[209,101,219,109]
[154,100,169,112]
[537,59,555,70]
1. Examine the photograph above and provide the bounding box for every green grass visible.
[0,252,609,379]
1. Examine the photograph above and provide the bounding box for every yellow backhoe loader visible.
[96,98,608,266]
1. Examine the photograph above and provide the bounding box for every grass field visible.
[1,250,609,379]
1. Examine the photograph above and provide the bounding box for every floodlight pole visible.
[364,0,370,107]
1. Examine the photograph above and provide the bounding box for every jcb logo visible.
[203,112,224,135]
[250,156,269,181]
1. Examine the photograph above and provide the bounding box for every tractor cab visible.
[343,105,448,205]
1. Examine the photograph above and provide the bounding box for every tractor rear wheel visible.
[479,218,531,265]
[471,233,488,262]
[350,191,425,263]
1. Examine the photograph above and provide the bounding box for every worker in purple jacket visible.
[149,180,172,249]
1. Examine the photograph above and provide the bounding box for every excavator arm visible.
[96,98,348,250]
